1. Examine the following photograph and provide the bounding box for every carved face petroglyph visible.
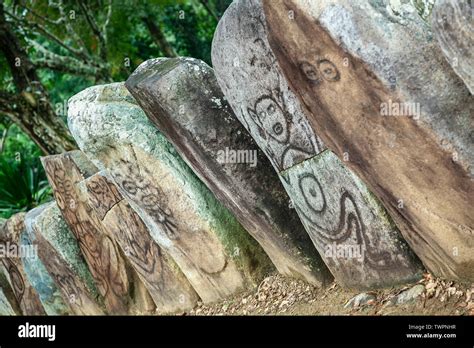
[318,59,340,82]
[248,38,279,82]
[300,58,340,83]
[247,89,317,171]
[253,95,290,144]
[299,61,321,83]
[241,34,322,170]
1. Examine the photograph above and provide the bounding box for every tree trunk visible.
[142,16,178,58]
[0,3,76,155]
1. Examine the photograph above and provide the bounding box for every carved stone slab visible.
[83,171,199,313]
[432,0,473,94]
[212,0,423,288]
[125,57,331,286]
[24,202,104,315]
[261,0,474,281]
[19,228,70,315]
[0,251,21,315]
[0,287,17,315]
[0,213,45,315]
[212,1,325,172]
[68,83,272,303]
[42,151,135,314]
[281,151,423,288]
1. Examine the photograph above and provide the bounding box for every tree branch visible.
[0,90,22,120]
[0,3,77,155]
[4,8,88,61]
[78,0,108,61]
[26,38,102,76]
[49,0,91,58]
[17,3,63,26]
[102,0,112,44]
[0,122,12,153]
[197,0,219,22]
[142,15,177,57]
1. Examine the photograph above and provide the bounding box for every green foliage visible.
[162,3,217,64]
[1,124,42,161]
[0,0,231,219]
[0,153,52,219]
[0,123,51,219]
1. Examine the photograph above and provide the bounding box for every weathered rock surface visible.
[19,228,70,315]
[68,82,272,303]
[212,1,325,172]
[344,292,376,309]
[432,0,473,94]
[0,262,21,315]
[0,213,45,315]
[0,287,16,315]
[41,151,148,314]
[260,0,474,281]
[212,0,423,288]
[24,202,104,315]
[83,171,199,313]
[281,151,423,288]
[385,284,425,307]
[125,57,331,287]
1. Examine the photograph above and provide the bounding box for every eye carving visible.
[299,61,320,82]
[123,180,138,195]
[251,95,289,144]
[273,122,283,135]
[299,59,340,83]
[317,59,340,82]
[267,104,275,114]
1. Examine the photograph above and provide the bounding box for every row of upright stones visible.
[211,0,426,288]
[0,0,472,315]
[241,0,473,281]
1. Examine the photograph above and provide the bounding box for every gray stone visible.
[24,202,104,315]
[0,213,46,314]
[19,228,69,315]
[385,284,425,307]
[212,0,423,288]
[82,171,199,313]
[281,151,423,289]
[344,292,376,308]
[432,0,474,94]
[125,57,331,287]
[0,263,21,315]
[259,0,474,281]
[0,287,17,315]
[212,0,325,172]
[42,151,155,314]
[68,82,272,303]
[0,218,21,315]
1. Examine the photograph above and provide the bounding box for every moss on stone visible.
[68,82,273,288]
[19,230,69,315]
[35,203,99,299]
[0,288,16,315]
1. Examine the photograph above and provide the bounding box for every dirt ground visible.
[187,273,474,316]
